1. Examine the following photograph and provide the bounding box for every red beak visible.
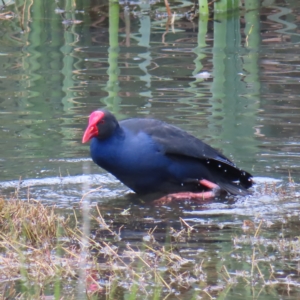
[82,124,98,143]
[82,111,104,143]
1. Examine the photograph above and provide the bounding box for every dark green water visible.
[1,0,300,298]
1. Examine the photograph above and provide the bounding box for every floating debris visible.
[62,19,83,25]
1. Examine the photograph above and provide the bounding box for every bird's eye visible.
[99,120,105,124]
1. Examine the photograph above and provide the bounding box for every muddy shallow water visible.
[1,0,300,298]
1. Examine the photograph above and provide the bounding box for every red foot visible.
[153,179,220,205]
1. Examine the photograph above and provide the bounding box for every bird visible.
[82,110,253,202]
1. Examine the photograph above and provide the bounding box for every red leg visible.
[153,179,220,205]
[199,179,219,190]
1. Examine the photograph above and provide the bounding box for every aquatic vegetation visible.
[0,185,300,299]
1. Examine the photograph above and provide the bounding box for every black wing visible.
[121,118,253,195]
[121,118,235,167]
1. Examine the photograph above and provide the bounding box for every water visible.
[1,0,300,298]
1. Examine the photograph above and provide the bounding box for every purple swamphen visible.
[82,110,253,202]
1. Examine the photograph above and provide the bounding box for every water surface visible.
[0,0,300,298]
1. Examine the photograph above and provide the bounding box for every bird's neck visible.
[90,125,125,173]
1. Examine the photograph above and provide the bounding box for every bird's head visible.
[82,110,118,143]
